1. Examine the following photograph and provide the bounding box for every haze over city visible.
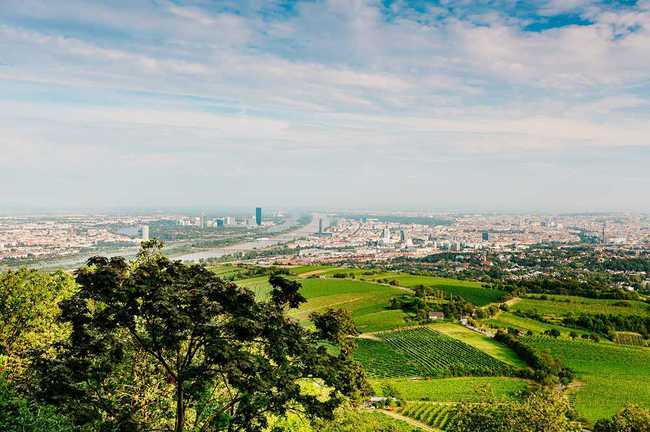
[2,0,650,212]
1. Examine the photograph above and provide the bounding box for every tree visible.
[34,242,368,432]
[449,389,582,432]
[594,405,650,432]
[0,268,76,379]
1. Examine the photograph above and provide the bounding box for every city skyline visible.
[1,1,650,212]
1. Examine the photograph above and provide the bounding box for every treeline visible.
[494,331,574,385]
[496,277,641,301]
[563,313,650,338]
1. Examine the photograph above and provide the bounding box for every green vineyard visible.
[398,402,458,430]
[613,331,646,346]
[354,327,515,378]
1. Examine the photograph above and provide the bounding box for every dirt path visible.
[376,409,438,431]
[296,269,331,278]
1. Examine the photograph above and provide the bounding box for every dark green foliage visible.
[594,405,650,432]
[493,331,573,385]
[563,313,650,338]
[0,378,74,432]
[33,242,368,432]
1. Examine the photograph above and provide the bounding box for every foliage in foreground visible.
[32,241,369,432]
[594,405,650,432]
[0,377,74,432]
[448,389,582,432]
[0,268,76,379]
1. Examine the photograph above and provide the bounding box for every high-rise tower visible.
[255,207,262,226]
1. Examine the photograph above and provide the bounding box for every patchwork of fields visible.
[222,264,650,427]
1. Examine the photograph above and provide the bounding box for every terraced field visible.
[399,402,457,431]
[522,335,650,423]
[355,327,515,378]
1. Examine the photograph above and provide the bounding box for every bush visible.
[594,404,650,432]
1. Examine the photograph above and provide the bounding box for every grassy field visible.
[485,311,590,337]
[292,278,409,332]
[355,327,515,378]
[235,276,274,298]
[522,335,650,423]
[236,276,410,332]
[429,323,526,368]
[320,269,505,306]
[513,295,650,318]
[372,376,529,402]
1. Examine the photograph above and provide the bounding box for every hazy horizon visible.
[2,0,650,212]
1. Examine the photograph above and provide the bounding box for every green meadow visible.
[513,294,650,318]
[371,376,529,402]
[321,268,505,306]
[486,311,590,337]
[523,335,650,423]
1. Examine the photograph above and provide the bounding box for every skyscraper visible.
[318,218,323,234]
[142,225,149,241]
[482,231,490,241]
[255,207,262,226]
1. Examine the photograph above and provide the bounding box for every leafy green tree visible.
[594,405,650,432]
[35,242,368,432]
[0,268,76,379]
[449,389,582,432]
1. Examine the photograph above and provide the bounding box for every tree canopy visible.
[34,241,369,432]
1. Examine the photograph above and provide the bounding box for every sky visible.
[1,0,649,213]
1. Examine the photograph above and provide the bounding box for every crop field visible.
[354,327,515,378]
[398,402,457,430]
[522,335,650,423]
[613,331,647,346]
[429,323,526,367]
[372,377,529,402]
[513,295,650,318]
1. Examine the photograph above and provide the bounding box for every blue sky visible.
[1,0,649,212]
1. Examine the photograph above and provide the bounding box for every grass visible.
[369,274,503,306]
[372,377,529,402]
[237,276,410,332]
[355,327,515,378]
[292,278,409,332]
[485,312,589,337]
[321,269,505,306]
[522,335,650,423]
[428,323,527,368]
[513,295,650,318]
